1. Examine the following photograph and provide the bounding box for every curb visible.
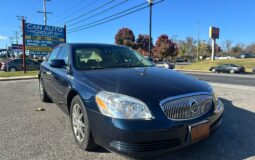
[174,69,211,73]
[209,82,255,91]
[0,76,38,81]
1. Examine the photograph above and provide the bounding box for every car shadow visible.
[161,98,255,160]
[90,146,110,153]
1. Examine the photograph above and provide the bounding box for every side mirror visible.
[50,59,66,68]
[147,58,153,62]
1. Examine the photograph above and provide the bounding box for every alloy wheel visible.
[39,80,44,97]
[72,104,86,142]
[10,68,16,72]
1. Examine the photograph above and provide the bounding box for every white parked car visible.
[155,61,175,69]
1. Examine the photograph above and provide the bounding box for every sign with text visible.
[24,23,66,56]
[209,26,220,39]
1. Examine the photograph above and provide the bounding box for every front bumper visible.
[87,103,223,159]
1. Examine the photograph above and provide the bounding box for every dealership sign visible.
[24,23,66,56]
[209,26,220,39]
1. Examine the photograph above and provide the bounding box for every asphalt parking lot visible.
[0,80,255,160]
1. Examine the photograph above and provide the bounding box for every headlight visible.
[212,90,224,113]
[95,91,153,119]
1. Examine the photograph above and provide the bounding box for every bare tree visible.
[245,43,255,54]
[225,40,232,54]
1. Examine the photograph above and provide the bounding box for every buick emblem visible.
[190,99,199,113]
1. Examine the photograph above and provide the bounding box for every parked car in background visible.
[209,64,245,74]
[217,56,236,60]
[253,67,255,73]
[155,61,175,69]
[0,58,40,71]
[239,53,255,59]
[39,43,224,159]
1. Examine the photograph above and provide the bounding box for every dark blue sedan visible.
[39,43,224,159]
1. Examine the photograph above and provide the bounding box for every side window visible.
[26,60,36,65]
[15,59,23,64]
[47,47,61,62]
[220,65,225,68]
[26,59,32,65]
[57,46,69,65]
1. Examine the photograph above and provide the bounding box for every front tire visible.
[70,95,97,151]
[212,68,216,73]
[39,78,51,102]
[230,69,235,74]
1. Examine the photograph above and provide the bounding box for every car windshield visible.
[74,46,154,70]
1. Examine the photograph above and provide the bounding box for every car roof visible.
[59,43,127,48]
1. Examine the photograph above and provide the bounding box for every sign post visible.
[209,26,220,61]
[22,18,26,73]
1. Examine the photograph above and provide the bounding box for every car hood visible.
[76,67,212,104]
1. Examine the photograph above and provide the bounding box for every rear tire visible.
[39,78,51,102]
[9,67,17,72]
[212,68,216,73]
[70,95,97,151]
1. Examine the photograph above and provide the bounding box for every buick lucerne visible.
[38,43,224,158]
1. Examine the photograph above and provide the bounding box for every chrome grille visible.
[160,93,213,120]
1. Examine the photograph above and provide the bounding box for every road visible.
[181,71,255,87]
[0,80,255,160]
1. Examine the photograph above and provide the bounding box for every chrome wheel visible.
[72,104,85,142]
[9,67,16,72]
[39,80,44,98]
[230,69,235,74]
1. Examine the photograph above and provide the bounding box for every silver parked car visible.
[155,61,175,69]
[0,58,40,71]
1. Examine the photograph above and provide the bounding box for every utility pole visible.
[37,0,53,26]
[9,31,19,44]
[14,31,19,44]
[148,0,154,58]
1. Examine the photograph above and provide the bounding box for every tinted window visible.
[26,59,36,65]
[219,65,226,68]
[57,46,69,65]
[74,46,153,70]
[48,47,61,62]
[13,59,22,64]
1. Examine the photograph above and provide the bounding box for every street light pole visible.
[196,21,200,61]
[148,0,154,58]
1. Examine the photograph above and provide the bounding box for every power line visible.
[68,0,165,33]
[64,0,116,25]
[53,0,86,19]
[52,0,99,26]
[68,1,148,31]
[68,0,128,27]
